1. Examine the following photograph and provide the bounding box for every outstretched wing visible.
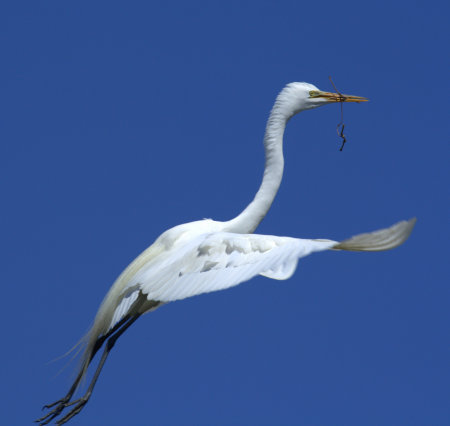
[130,233,337,303]
[109,218,416,328]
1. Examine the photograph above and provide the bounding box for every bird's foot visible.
[35,397,71,425]
[54,397,89,425]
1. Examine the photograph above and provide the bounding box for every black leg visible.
[35,315,132,424]
[55,314,141,424]
[36,314,140,425]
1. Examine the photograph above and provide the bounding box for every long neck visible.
[224,93,296,233]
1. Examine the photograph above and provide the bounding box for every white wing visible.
[108,218,415,330]
[127,233,337,303]
[109,290,140,330]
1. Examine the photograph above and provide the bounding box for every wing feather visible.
[128,233,336,303]
[333,219,416,252]
[108,290,139,330]
[107,219,415,328]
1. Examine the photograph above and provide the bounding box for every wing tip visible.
[334,217,417,252]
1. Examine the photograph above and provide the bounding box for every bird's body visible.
[37,82,415,425]
[93,221,335,340]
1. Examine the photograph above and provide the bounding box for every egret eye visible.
[309,90,320,98]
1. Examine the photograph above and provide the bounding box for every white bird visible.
[37,82,415,425]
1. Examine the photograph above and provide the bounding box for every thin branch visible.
[328,76,347,151]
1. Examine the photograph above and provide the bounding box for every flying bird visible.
[37,82,415,425]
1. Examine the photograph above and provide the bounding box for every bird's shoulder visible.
[113,219,223,287]
[155,218,224,250]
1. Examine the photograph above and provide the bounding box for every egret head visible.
[276,82,368,117]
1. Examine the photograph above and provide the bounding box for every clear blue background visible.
[1,1,449,425]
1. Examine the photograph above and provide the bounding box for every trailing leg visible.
[35,314,139,425]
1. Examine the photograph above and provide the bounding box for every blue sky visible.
[1,1,449,425]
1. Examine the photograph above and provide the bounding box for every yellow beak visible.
[310,90,368,103]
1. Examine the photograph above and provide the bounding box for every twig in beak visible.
[328,76,347,151]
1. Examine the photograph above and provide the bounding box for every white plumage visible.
[105,218,415,333]
[37,82,415,425]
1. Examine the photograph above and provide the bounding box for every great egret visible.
[36,82,415,425]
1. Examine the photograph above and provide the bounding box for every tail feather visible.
[333,218,416,252]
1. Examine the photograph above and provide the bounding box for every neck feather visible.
[224,92,297,233]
